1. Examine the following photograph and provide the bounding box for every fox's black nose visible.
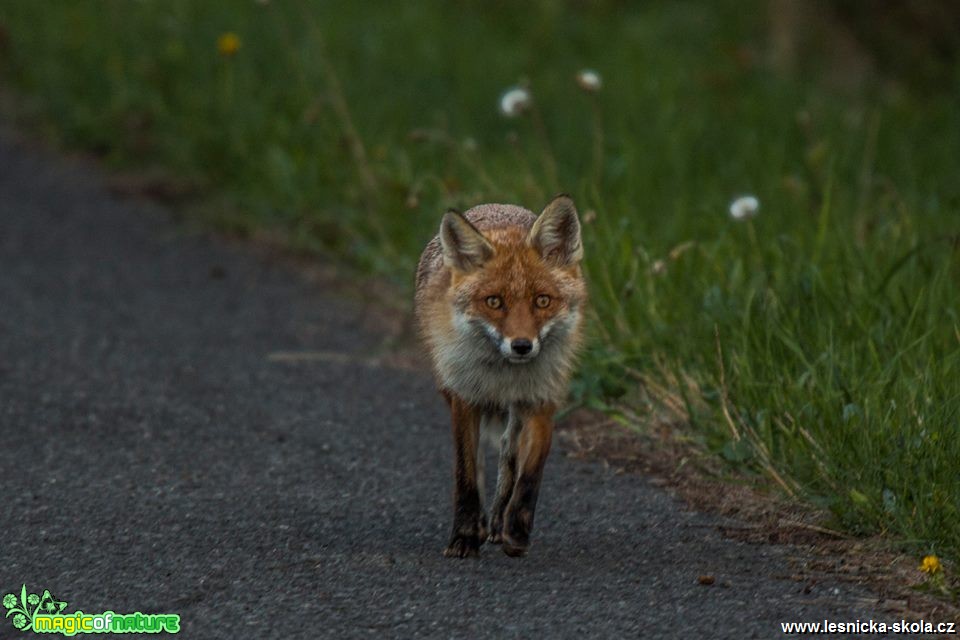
[511,338,533,355]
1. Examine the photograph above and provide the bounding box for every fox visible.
[414,195,587,558]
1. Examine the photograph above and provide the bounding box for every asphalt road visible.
[0,132,882,638]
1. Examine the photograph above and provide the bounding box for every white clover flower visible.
[499,87,531,118]
[729,195,759,221]
[576,69,602,92]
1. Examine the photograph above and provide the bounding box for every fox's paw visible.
[443,532,482,558]
[500,508,533,558]
[501,529,529,557]
[443,512,488,559]
[501,539,528,557]
[487,515,504,545]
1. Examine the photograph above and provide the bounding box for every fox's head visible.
[439,195,586,366]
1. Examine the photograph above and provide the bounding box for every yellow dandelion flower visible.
[920,555,942,574]
[217,32,241,57]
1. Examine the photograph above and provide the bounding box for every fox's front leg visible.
[442,393,487,558]
[488,409,521,545]
[501,405,555,557]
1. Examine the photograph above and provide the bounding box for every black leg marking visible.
[443,396,486,558]
[500,407,554,557]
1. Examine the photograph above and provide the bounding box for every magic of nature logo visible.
[3,585,180,635]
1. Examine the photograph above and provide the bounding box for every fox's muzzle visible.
[499,335,541,363]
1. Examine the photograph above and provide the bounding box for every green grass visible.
[3,1,960,564]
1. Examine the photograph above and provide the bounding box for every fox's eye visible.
[535,294,551,309]
[485,295,503,310]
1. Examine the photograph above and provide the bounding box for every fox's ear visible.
[440,210,495,272]
[528,194,583,265]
